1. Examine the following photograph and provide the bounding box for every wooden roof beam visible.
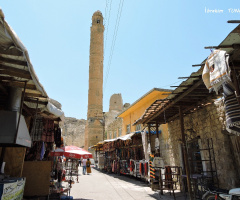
[0,64,30,75]
[0,69,31,79]
[228,20,240,23]
[204,43,240,50]
[0,48,23,57]
[2,81,36,90]
[144,79,203,124]
[24,98,47,105]
[0,55,27,66]
[170,85,189,88]
[178,75,201,79]
[192,64,204,67]
[25,92,45,98]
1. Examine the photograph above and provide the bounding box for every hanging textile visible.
[139,162,142,175]
[202,49,231,94]
[140,162,144,176]
[40,142,45,160]
[165,166,173,189]
[25,141,42,161]
[112,160,115,173]
[149,154,155,179]
[130,160,133,172]
[223,83,240,135]
[55,127,62,147]
[31,118,43,141]
[42,119,54,142]
[144,162,148,177]
[141,130,149,161]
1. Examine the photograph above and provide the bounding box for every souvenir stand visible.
[0,9,66,199]
[23,115,64,198]
[50,146,93,198]
[100,132,148,181]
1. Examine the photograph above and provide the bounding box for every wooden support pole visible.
[156,122,160,156]
[179,106,193,200]
[147,124,151,144]
[156,123,159,139]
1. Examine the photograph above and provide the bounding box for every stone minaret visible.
[84,11,104,151]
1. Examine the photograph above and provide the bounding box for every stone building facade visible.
[106,118,123,139]
[157,99,240,189]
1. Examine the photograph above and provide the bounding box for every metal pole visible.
[0,147,6,174]
[179,106,193,200]
[14,82,27,143]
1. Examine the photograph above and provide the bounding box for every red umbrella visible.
[50,146,92,159]
[50,148,64,157]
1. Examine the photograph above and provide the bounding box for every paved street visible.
[62,167,186,200]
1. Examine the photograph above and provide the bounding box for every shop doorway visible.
[187,138,204,175]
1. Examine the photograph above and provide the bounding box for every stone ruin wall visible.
[162,99,239,189]
[62,117,86,148]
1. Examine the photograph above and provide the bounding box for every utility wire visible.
[104,0,112,55]
[104,0,109,24]
[104,0,124,92]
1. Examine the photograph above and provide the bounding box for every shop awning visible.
[0,9,64,120]
[90,132,137,149]
[133,24,240,126]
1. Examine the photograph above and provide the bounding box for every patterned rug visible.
[223,82,240,136]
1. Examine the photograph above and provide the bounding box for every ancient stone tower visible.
[84,11,104,151]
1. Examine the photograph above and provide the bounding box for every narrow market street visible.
[63,168,185,200]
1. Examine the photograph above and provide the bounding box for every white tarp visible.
[46,102,64,120]
[103,132,135,143]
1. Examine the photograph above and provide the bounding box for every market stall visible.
[50,146,93,198]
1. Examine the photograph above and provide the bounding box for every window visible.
[136,124,141,131]
[97,19,100,24]
[114,131,117,138]
[118,128,122,137]
[126,124,130,134]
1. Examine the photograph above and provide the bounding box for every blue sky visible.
[1,1,239,119]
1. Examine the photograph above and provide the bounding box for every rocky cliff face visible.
[62,117,86,148]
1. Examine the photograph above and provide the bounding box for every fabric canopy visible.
[50,146,92,159]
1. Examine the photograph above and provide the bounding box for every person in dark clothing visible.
[79,157,82,166]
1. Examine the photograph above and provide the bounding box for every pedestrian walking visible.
[82,158,87,175]
[86,158,91,175]
[79,157,82,166]
[57,158,63,188]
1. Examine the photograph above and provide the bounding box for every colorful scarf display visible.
[42,119,54,142]
[223,83,240,136]
[149,154,155,179]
